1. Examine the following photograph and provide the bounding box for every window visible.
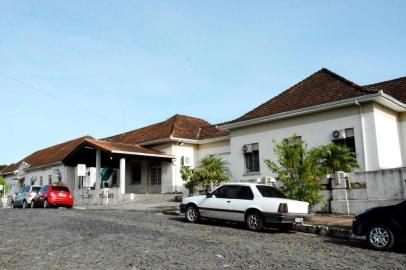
[48,175,52,185]
[213,185,240,199]
[332,128,356,153]
[39,176,43,186]
[32,186,41,193]
[256,185,287,198]
[131,164,142,185]
[52,186,69,192]
[151,167,161,186]
[237,186,254,200]
[244,143,260,173]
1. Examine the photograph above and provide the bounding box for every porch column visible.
[120,157,126,195]
[95,148,101,190]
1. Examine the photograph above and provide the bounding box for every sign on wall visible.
[77,164,86,177]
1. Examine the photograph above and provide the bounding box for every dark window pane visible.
[214,185,240,199]
[237,186,254,200]
[32,187,41,192]
[131,164,142,184]
[256,185,286,198]
[52,186,69,192]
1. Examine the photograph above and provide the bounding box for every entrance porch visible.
[63,139,174,205]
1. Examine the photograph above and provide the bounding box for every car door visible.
[15,187,27,206]
[395,201,406,235]
[198,185,240,220]
[228,186,255,222]
[36,185,48,206]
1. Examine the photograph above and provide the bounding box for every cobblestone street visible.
[0,208,405,270]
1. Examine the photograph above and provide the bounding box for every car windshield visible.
[52,186,69,192]
[32,187,41,192]
[256,185,287,198]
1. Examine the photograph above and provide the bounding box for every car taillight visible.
[278,203,288,213]
[69,194,73,199]
[50,192,56,197]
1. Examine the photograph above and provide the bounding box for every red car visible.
[32,185,74,208]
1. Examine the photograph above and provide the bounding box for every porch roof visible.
[84,139,174,159]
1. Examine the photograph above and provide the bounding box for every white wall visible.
[229,106,366,181]
[373,104,403,168]
[196,140,231,165]
[24,165,65,187]
[400,112,406,166]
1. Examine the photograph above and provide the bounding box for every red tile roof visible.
[364,76,406,104]
[85,139,173,157]
[0,136,93,174]
[105,114,229,144]
[228,68,378,124]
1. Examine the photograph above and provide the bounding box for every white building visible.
[218,68,406,213]
[1,115,230,202]
[2,68,405,212]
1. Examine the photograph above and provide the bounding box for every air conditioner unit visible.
[181,156,191,166]
[264,176,276,185]
[332,130,346,140]
[242,144,253,153]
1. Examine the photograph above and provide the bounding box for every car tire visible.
[44,199,50,209]
[185,205,200,223]
[367,224,395,251]
[22,201,28,209]
[245,210,264,231]
[30,201,35,208]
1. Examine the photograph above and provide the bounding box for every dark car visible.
[32,184,74,208]
[353,200,406,250]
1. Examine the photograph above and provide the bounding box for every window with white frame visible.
[244,143,260,173]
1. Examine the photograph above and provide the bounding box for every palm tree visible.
[319,143,359,175]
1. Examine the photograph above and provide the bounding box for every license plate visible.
[58,193,66,197]
[294,217,304,223]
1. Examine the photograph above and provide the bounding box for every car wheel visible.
[22,201,28,209]
[44,199,49,209]
[30,201,35,208]
[245,210,264,231]
[185,205,200,223]
[367,225,395,251]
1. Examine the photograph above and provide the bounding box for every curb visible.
[293,223,353,239]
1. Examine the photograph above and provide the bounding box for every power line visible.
[0,71,116,122]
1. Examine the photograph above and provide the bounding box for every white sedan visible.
[180,183,310,231]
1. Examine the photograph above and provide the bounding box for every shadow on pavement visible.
[323,237,406,254]
[168,215,297,234]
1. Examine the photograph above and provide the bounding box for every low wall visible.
[325,168,406,214]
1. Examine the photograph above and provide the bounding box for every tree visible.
[181,156,230,196]
[265,136,359,208]
[0,176,9,195]
[317,143,359,175]
[265,136,325,207]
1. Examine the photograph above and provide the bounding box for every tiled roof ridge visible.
[319,68,371,93]
[363,75,406,88]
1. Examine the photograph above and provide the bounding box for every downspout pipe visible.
[355,100,367,171]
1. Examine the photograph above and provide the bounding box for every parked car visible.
[353,200,406,250]
[180,183,310,231]
[32,184,74,208]
[11,185,42,208]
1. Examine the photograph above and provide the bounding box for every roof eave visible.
[219,93,406,130]
[111,150,174,159]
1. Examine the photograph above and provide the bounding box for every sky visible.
[0,0,405,165]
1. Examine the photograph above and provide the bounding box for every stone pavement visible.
[1,208,405,270]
